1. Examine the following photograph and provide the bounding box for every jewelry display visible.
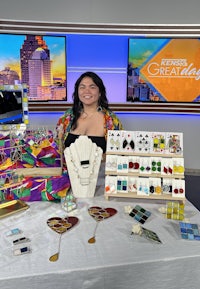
[128,177,137,193]
[88,206,117,243]
[121,131,135,152]
[166,133,183,155]
[117,176,128,193]
[6,226,32,257]
[129,205,151,224]
[149,177,162,195]
[179,222,200,240]
[64,136,103,198]
[172,179,185,198]
[117,156,129,173]
[141,227,162,243]
[0,127,62,178]
[135,131,152,153]
[139,157,151,174]
[151,157,162,173]
[106,130,183,156]
[0,171,24,202]
[105,175,117,194]
[0,126,69,202]
[105,129,185,202]
[25,127,50,147]
[105,155,117,171]
[152,132,166,153]
[47,216,79,261]
[128,156,140,172]
[162,178,173,194]
[106,130,122,152]
[60,190,77,213]
[137,178,150,196]
[13,246,31,256]
[131,224,162,244]
[173,158,184,174]
[165,201,185,220]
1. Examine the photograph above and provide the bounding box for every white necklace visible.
[69,139,99,185]
[64,136,103,198]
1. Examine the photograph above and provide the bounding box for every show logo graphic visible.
[146,59,200,80]
[128,39,200,102]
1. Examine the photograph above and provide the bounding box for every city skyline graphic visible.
[0,34,67,101]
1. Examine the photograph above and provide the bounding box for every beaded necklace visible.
[67,137,101,186]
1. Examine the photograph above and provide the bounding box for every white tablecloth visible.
[0,184,200,289]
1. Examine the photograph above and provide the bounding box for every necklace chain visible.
[81,111,96,119]
[80,106,102,119]
[69,142,99,185]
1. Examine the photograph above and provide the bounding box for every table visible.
[1,184,200,289]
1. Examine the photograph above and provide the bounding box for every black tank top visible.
[64,133,106,153]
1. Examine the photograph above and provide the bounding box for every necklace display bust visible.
[64,136,103,198]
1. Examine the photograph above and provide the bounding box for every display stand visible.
[64,136,103,198]
[0,128,67,202]
[0,128,69,201]
[0,85,69,202]
[104,130,185,202]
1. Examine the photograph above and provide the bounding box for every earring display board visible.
[0,127,62,177]
[105,130,185,202]
[0,126,69,202]
[64,136,103,198]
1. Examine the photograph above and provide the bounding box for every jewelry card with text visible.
[151,132,166,154]
[105,154,118,172]
[106,130,122,152]
[172,179,185,198]
[105,175,117,195]
[135,131,152,153]
[165,132,183,155]
[121,130,135,153]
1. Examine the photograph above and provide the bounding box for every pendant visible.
[80,177,90,185]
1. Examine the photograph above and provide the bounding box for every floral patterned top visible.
[56,107,123,143]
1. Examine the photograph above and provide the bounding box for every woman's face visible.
[78,76,100,107]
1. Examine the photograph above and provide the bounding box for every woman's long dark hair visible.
[71,71,109,130]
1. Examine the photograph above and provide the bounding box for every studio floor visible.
[185,174,200,211]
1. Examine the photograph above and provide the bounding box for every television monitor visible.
[127,37,200,103]
[0,33,67,101]
[0,84,28,129]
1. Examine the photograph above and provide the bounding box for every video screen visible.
[0,34,67,101]
[127,37,200,103]
[0,90,23,124]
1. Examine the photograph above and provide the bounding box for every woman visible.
[57,71,123,153]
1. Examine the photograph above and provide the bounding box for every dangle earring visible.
[78,100,83,112]
[97,106,103,112]
[97,98,103,112]
[79,101,88,118]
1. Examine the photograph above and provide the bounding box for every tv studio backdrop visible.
[1,0,200,173]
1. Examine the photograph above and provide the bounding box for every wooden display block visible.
[15,167,62,177]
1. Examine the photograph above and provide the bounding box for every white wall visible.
[1,0,200,24]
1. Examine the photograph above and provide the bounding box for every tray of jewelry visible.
[0,200,29,219]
